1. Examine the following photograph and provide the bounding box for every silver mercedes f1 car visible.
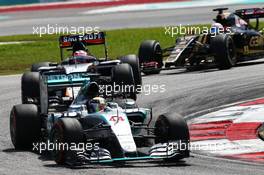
[10,67,190,166]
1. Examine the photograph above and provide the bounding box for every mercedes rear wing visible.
[39,70,99,114]
[43,71,91,88]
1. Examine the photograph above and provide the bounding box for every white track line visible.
[83,0,255,14]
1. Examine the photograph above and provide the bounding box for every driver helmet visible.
[90,97,106,112]
[73,50,88,57]
[210,22,224,34]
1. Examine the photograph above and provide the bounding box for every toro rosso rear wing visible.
[59,31,109,60]
[235,8,264,19]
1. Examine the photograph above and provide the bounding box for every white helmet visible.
[73,50,88,57]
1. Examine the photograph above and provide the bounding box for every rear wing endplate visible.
[39,71,99,114]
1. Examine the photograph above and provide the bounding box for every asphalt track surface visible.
[0,3,262,36]
[2,2,264,175]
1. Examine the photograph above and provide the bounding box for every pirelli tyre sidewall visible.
[10,104,41,150]
[120,54,142,88]
[50,118,83,165]
[154,113,190,160]
[21,72,40,104]
[138,40,163,75]
[210,34,237,70]
[111,64,136,100]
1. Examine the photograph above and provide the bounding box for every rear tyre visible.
[210,34,236,70]
[120,54,142,88]
[50,118,83,165]
[154,113,190,161]
[111,64,136,100]
[138,40,163,75]
[31,62,50,72]
[10,104,41,150]
[21,72,40,104]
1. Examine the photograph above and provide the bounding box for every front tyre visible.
[154,113,190,161]
[211,34,236,70]
[50,118,83,165]
[138,40,163,75]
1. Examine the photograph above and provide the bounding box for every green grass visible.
[0,22,263,75]
[0,27,180,74]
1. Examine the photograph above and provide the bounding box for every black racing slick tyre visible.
[31,62,50,72]
[50,118,83,165]
[10,104,41,150]
[111,64,136,100]
[154,113,190,160]
[120,54,142,88]
[210,34,236,70]
[21,72,40,104]
[138,40,163,75]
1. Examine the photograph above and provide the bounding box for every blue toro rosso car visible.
[10,67,190,165]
